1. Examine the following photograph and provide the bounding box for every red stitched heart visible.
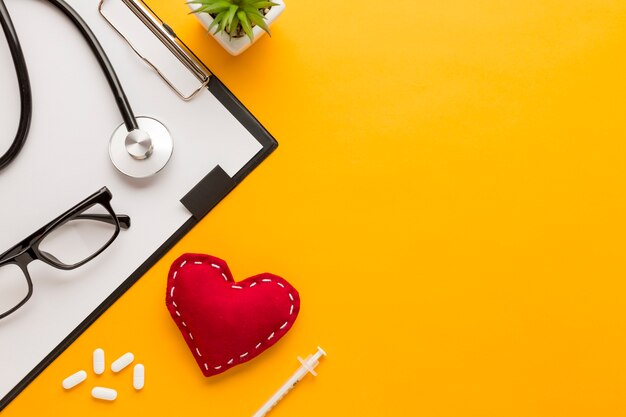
[165,253,300,377]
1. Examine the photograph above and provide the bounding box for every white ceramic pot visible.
[188,0,285,56]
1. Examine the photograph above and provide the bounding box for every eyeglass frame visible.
[0,187,130,319]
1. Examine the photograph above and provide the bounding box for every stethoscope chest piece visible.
[109,116,173,178]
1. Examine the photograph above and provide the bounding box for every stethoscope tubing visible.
[0,0,32,171]
[0,0,140,171]
[44,0,139,132]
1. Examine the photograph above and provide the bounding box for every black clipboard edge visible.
[0,74,278,411]
[181,76,278,219]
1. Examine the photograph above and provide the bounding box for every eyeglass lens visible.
[38,203,118,267]
[0,264,28,317]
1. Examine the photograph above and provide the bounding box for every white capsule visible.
[93,348,105,375]
[133,364,145,390]
[111,352,134,373]
[62,370,87,389]
[91,387,117,401]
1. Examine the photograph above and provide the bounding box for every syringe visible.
[252,347,327,417]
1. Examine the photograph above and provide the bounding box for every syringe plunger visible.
[252,347,327,417]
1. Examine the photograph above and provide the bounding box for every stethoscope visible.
[0,0,173,178]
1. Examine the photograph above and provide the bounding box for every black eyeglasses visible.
[0,187,130,319]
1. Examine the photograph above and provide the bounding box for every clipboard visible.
[0,0,276,409]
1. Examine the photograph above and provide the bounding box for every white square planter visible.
[188,0,285,56]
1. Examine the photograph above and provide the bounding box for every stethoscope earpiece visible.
[109,117,173,178]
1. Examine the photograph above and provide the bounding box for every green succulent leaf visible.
[242,6,263,17]
[237,10,254,42]
[246,9,270,34]
[225,5,238,31]
[207,10,227,33]
[218,11,230,33]
[229,14,240,39]
[249,1,278,8]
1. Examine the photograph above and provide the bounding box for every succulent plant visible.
[189,0,278,42]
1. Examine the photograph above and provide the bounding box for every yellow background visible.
[4,0,626,415]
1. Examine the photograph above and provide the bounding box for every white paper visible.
[0,0,263,399]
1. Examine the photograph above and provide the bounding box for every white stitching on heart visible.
[169,258,296,373]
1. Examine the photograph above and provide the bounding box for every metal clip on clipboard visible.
[98,0,211,101]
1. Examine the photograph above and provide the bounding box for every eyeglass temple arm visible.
[75,214,131,229]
